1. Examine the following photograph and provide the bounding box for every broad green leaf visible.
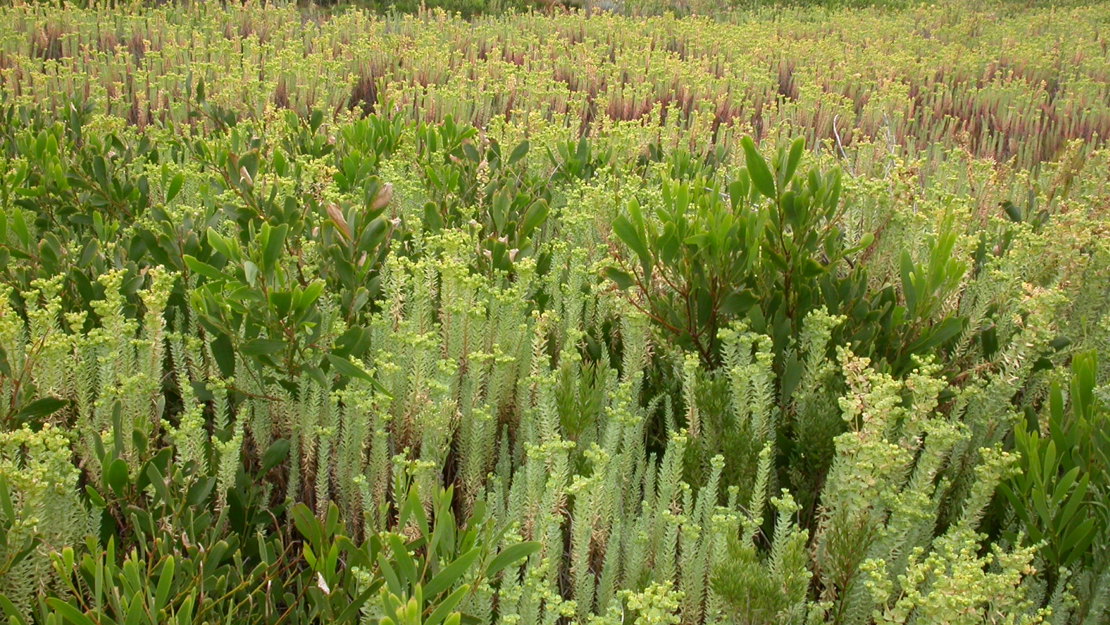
[260,439,290,473]
[325,353,390,397]
[612,215,651,277]
[15,396,68,421]
[905,316,965,355]
[335,585,378,624]
[177,596,194,625]
[46,600,97,625]
[782,136,805,185]
[183,255,227,281]
[425,548,480,597]
[240,338,286,357]
[1056,473,1089,529]
[84,484,107,509]
[521,199,549,236]
[0,594,28,625]
[207,228,235,260]
[154,556,175,615]
[166,173,184,203]
[291,503,323,550]
[262,223,288,274]
[243,260,259,286]
[377,553,402,597]
[507,140,529,166]
[486,542,541,578]
[210,332,236,378]
[603,266,635,290]
[386,534,417,585]
[425,585,470,625]
[1061,518,1097,564]
[720,290,757,316]
[105,459,129,498]
[298,280,325,311]
[741,136,776,200]
[11,209,30,247]
[1001,200,1023,222]
[141,464,170,506]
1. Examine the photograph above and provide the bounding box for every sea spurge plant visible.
[0,425,84,622]
[712,490,811,625]
[864,449,1041,625]
[622,581,684,625]
[812,349,983,625]
[0,4,1107,625]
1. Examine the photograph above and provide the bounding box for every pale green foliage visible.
[0,426,85,621]
[712,491,810,625]
[623,581,684,625]
[0,4,1107,623]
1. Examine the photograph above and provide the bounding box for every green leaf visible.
[612,215,651,276]
[291,503,323,550]
[268,291,293,317]
[243,260,259,286]
[423,202,444,231]
[241,338,286,357]
[425,548,480,597]
[1056,473,1089,529]
[603,266,635,290]
[3,535,39,577]
[520,199,549,236]
[1032,484,1051,525]
[360,217,389,253]
[46,599,97,625]
[211,332,236,378]
[335,585,378,625]
[84,484,107,509]
[207,228,235,260]
[325,352,368,381]
[781,353,803,401]
[154,556,175,615]
[184,255,227,282]
[386,534,417,585]
[905,316,965,356]
[177,596,194,625]
[260,439,290,473]
[334,325,372,358]
[741,137,776,200]
[0,594,28,625]
[721,290,757,316]
[377,552,403,597]
[0,476,12,522]
[1061,518,1097,564]
[11,209,30,247]
[15,396,68,422]
[425,585,470,625]
[463,142,480,163]
[298,280,325,312]
[166,173,184,203]
[782,136,805,185]
[486,542,540,578]
[105,459,129,498]
[262,223,288,274]
[507,140,530,166]
[1052,466,1078,510]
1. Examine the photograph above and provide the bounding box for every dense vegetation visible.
[0,2,1107,625]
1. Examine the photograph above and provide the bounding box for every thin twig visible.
[831,114,856,178]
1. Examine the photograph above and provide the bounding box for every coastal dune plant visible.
[0,2,1106,625]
